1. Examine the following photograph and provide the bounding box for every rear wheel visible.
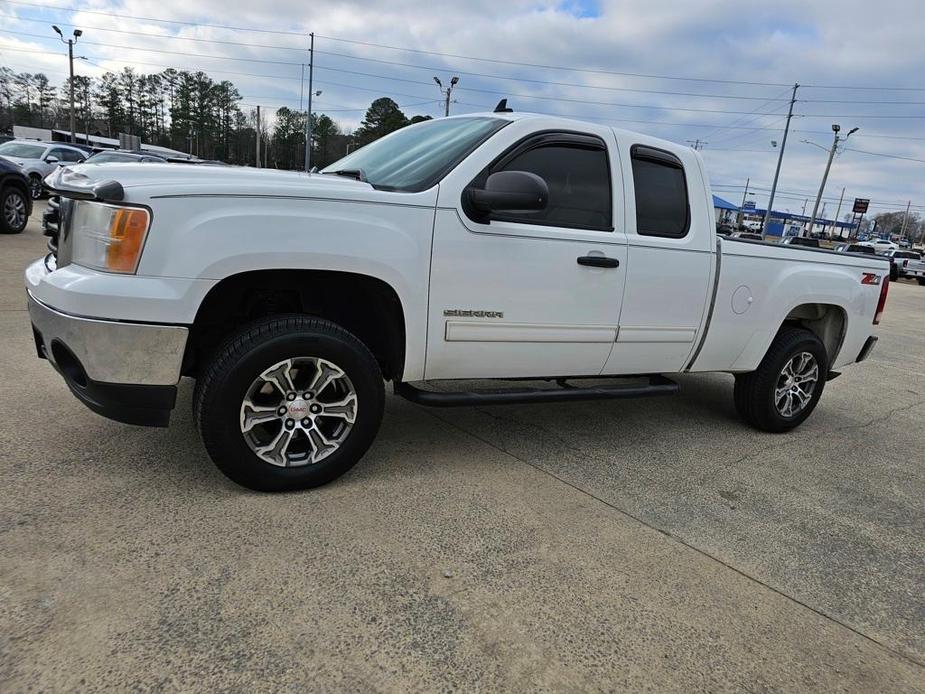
[194,315,384,491]
[734,328,827,432]
[0,186,28,233]
[918,278,925,286]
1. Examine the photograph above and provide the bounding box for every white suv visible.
[0,140,87,199]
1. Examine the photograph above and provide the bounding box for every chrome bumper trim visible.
[27,291,188,386]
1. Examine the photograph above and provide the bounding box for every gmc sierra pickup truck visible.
[27,110,890,491]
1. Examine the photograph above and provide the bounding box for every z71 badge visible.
[443,309,504,318]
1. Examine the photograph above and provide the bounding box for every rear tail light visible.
[874,274,889,325]
[902,260,909,268]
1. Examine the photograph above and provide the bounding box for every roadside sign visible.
[742,200,756,211]
[853,198,870,214]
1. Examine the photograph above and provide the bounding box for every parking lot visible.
[1,204,923,691]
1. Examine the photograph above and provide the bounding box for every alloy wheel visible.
[3,190,26,230]
[775,351,819,418]
[239,357,358,467]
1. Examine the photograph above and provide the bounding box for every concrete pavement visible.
[1,205,923,691]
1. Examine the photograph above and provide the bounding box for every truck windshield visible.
[322,117,508,192]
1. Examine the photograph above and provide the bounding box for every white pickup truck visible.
[27,110,890,491]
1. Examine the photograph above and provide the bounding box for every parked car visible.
[731,231,764,240]
[716,222,734,235]
[85,150,167,164]
[836,243,877,255]
[0,155,32,234]
[27,112,890,491]
[781,236,820,248]
[858,238,898,253]
[887,251,925,284]
[0,140,87,199]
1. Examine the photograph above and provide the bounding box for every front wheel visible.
[194,316,385,491]
[734,328,827,432]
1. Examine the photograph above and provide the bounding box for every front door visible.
[425,124,628,380]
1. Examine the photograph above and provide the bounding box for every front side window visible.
[490,137,612,230]
[321,116,508,192]
[631,145,690,238]
[59,148,84,162]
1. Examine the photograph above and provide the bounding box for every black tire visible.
[734,327,827,433]
[28,174,43,200]
[194,315,384,492]
[0,186,28,234]
[918,278,925,286]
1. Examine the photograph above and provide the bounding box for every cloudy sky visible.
[1,0,923,219]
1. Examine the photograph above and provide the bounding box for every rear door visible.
[602,140,716,374]
[426,120,628,380]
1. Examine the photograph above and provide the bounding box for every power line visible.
[7,0,925,95]
[7,30,925,120]
[842,147,925,164]
[3,20,800,103]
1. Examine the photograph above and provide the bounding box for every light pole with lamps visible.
[433,76,459,117]
[52,25,82,144]
[805,124,858,236]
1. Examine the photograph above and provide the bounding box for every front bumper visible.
[27,291,188,426]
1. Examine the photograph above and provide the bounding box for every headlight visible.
[70,201,151,273]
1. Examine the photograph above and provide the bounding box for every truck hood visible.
[44,161,375,200]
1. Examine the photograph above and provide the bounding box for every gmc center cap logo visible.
[287,398,310,416]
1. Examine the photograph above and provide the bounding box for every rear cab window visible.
[630,145,690,238]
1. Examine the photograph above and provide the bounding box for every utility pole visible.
[686,139,707,151]
[806,123,858,237]
[255,104,261,168]
[762,83,799,237]
[899,200,912,241]
[52,25,82,144]
[737,177,750,227]
[833,186,845,240]
[304,33,315,172]
[433,76,459,117]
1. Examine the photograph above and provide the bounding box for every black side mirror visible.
[466,170,548,220]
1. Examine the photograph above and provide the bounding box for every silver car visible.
[0,140,87,199]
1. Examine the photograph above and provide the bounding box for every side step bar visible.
[394,375,679,407]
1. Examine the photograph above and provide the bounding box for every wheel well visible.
[184,270,406,381]
[781,303,846,365]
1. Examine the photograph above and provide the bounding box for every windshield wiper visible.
[324,168,367,182]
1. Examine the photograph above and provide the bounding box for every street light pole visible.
[762,83,799,237]
[304,32,315,172]
[806,124,857,237]
[833,186,845,240]
[899,200,912,242]
[433,76,459,117]
[52,25,82,144]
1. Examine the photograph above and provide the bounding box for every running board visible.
[394,375,679,407]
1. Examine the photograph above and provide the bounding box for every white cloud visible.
[1,0,923,212]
